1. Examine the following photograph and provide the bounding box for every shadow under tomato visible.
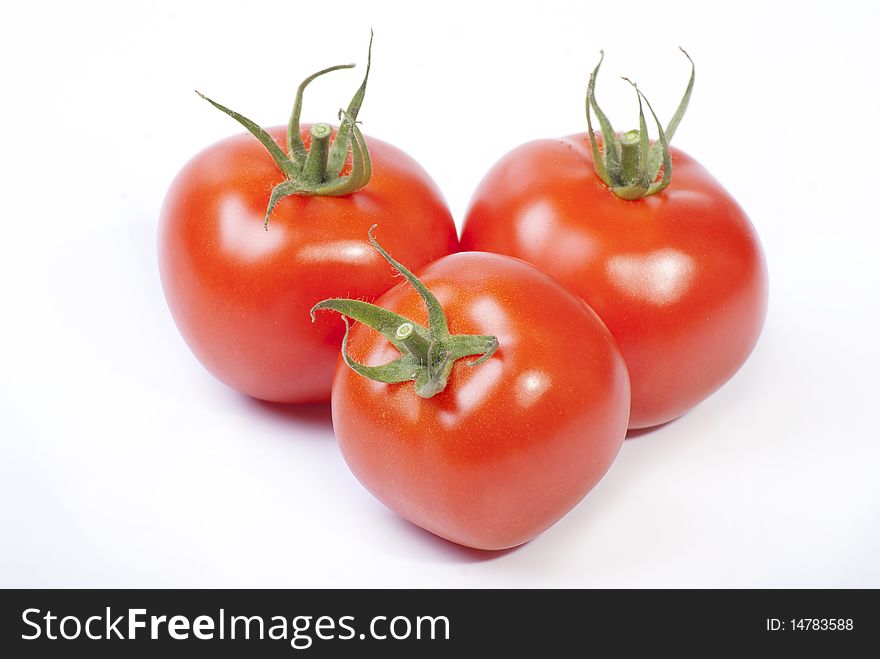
[243,398,335,433]
[388,513,526,564]
[625,415,682,441]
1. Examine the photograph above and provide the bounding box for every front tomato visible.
[158,42,457,403]
[461,52,767,429]
[315,235,630,550]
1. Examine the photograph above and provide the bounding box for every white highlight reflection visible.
[606,249,696,305]
[517,200,597,267]
[515,370,551,408]
[298,240,374,265]
[219,198,284,260]
[438,358,504,429]
[517,200,555,248]
[468,296,516,348]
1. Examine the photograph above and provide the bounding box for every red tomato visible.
[326,251,630,550]
[159,126,457,402]
[461,137,767,428]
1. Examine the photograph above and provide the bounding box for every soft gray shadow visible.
[243,398,334,434]
[387,512,527,564]
[625,415,682,440]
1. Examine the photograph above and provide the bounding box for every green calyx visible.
[196,32,375,228]
[310,227,499,399]
[586,48,695,200]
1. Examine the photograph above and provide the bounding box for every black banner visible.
[1,589,876,656]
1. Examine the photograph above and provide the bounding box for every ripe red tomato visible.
[322,248,630,550]
[159,125,457,402]
[461,54,767,429]
[461,138,767,428]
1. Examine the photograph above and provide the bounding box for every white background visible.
[1,0,878,588]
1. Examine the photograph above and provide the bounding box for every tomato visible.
[158,45,457,403]
[317,239,630,550]
[159,126,456,402]
[461,54,767,429]
[461,139,767,429]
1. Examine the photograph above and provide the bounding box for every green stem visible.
[300,123,333,185]
[395,322,433,362]
[287,63,355,166]
[311,227,499,399]
[327,30,373,178]
[618,130,641,184]
[584,49,694,200]
[197,34,375,226]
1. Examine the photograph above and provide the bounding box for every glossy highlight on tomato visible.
[327,251,631,550]
[159,126,457,402]
[461,136,767,429]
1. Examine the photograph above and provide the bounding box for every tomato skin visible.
[330,252,630,550]
[461,134,768,429]
[159,126,457,403]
